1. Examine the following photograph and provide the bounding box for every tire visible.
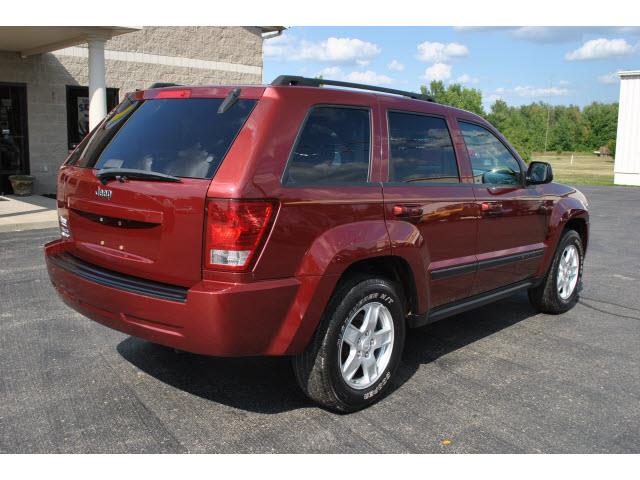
[293,275,406,413]
[529,229,584,314]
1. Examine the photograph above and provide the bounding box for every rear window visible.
[70,97,256,179]
[283,106,371,185]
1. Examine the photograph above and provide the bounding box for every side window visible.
[458,121,522,186]
[284,106,370,185]
[387,112,459,183]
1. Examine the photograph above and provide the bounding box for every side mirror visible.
[527,161,553,185]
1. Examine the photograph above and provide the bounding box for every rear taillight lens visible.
[204,199,275,271]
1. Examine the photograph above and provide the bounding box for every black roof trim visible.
[271,75,434,102]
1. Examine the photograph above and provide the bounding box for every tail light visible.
[204,199,276,271]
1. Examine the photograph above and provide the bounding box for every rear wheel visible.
[529,229,583,314]
[293,276,406,412]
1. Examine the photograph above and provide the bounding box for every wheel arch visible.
[537,204,589,278]
[281,254,421,355]
[338,255,419,317]
[564,216,589,253]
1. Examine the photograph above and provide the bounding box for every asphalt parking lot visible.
[1,185,638,453]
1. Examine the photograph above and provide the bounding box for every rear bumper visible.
[44,239,304,356]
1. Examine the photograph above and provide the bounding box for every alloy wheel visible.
[557,244,580,300]
[339,301,394,390]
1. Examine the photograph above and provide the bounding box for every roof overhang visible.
[0,26,140,57]
[619,70,640,78]
[260,26,286,39]
[260,26,286,33]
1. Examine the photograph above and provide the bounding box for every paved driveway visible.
[1,186,638,453]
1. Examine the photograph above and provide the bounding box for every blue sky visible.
[263,26,640,109]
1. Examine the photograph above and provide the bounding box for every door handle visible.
[393,204,423,221]
[481,202,503,217]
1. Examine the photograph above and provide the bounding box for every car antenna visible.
[218,88,241,114]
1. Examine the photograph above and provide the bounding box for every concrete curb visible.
[0,195,58,233]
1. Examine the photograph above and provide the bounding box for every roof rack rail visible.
[148,82,183,89]
[271,75,434,102]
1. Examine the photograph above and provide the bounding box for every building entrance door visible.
[0,83,29,195]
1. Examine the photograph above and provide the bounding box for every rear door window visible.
[283,106,371,185]
[70,97,256,179]
[387,111,459,183]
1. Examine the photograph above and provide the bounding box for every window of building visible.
[284,106,371,185]
[387,112,459,183]
[66,86,119,150]
[458,121,522,186]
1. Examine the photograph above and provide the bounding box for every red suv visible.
[45,76,589,412]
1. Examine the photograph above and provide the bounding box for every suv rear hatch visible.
[57,87,260,287]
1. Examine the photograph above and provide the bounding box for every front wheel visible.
[529,229,584,314]
[293,276,406,413]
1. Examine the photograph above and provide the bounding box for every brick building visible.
[0,26,283,194]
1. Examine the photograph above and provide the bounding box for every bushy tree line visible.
[421,81,618,161]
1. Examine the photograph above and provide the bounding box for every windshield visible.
[68,97,256,180]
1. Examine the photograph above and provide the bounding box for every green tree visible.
[582,102,618,151]
[487,100,534,161]
[420,81,485,116]
[417,81,618,160]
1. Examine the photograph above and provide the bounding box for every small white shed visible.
[615,70,640,186]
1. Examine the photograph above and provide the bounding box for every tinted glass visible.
[71,98,256,179]
[458,121,522,185]
[284,106,370,185]
[388,112,459,183]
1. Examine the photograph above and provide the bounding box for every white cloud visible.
[266,35,381,65]
[422,63,452,82]
[416,41,469,62]
[345,70,393,85]
[318,66,343,78]
[455,73,479,85]
[558,80,571,86]
[454,27,511,32]
[387,59,404,71]
[263,33,296,58]
[565,38,636,60]
[511,27,585,44]
[515,27,640,44]
[483,93,504,110]
[598,72,619,84]
[317,67,393,85]
[513,85,569,97]
[457,27,640,44]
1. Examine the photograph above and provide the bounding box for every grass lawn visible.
[531,152,614,186]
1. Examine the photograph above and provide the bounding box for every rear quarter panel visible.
[206,86,390,281]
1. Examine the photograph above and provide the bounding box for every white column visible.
[87,34,109,130]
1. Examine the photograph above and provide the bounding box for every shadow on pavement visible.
[393,292,538,391]
[117,292,538,414]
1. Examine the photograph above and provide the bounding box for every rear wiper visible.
[217,88,241,114]
[96,168,182,185]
